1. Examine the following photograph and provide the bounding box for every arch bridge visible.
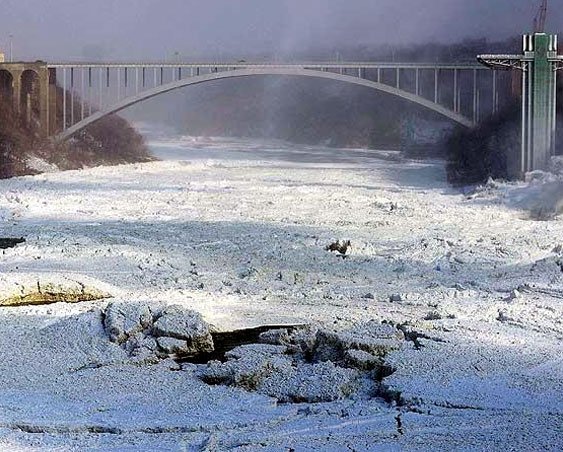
[0,60,507,141]
[2,35,561,175]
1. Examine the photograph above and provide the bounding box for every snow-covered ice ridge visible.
[0,134,562,450]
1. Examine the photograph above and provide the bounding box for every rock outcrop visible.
[103,302,214,361]
[0,274,111,307]
[196,321,404,403]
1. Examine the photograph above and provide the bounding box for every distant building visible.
[0,51,4,62]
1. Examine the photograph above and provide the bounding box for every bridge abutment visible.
[0,62,51,136]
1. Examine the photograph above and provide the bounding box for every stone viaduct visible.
[0,61,53,135]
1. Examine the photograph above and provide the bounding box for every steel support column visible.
[80,68,85,121]
[472,69,477,123]
[453,69,458,112]
[62,68,67,130]
[492,70,497,114]
[70,69,74,127]
[119,67,123,101]
[88,68,92,116]
[98,68,103,110]
[521,63,528,173]
[434,68,439,103]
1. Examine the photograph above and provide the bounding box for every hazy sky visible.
[0,0,561,61]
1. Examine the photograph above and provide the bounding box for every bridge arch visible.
[57,68,474,140]
[0,70,13,103]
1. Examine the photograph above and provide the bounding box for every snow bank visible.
[506,159,563,219]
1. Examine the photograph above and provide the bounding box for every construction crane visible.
[533,0,548,33]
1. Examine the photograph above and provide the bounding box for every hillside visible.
[0,90,153,179]
[446,81,563,184]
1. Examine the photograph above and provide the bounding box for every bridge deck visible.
[47,61,487,70]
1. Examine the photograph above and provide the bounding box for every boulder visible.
[103,302,215,359]
[0,274,111,307]
[152,306,214,354]
[129,336,158,356]
[103,302,152,344]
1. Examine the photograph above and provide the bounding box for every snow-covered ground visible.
[0,130,562,451]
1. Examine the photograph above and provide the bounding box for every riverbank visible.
[0,103,153,179]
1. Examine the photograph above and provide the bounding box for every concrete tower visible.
[522,33,558,172]
[479,34,562,174]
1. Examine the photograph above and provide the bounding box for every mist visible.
[0,0,561,62]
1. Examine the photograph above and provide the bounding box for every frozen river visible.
[0,129,561,450]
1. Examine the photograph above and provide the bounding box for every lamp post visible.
[9,34,13,62]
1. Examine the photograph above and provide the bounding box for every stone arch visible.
[0,70,14,104]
